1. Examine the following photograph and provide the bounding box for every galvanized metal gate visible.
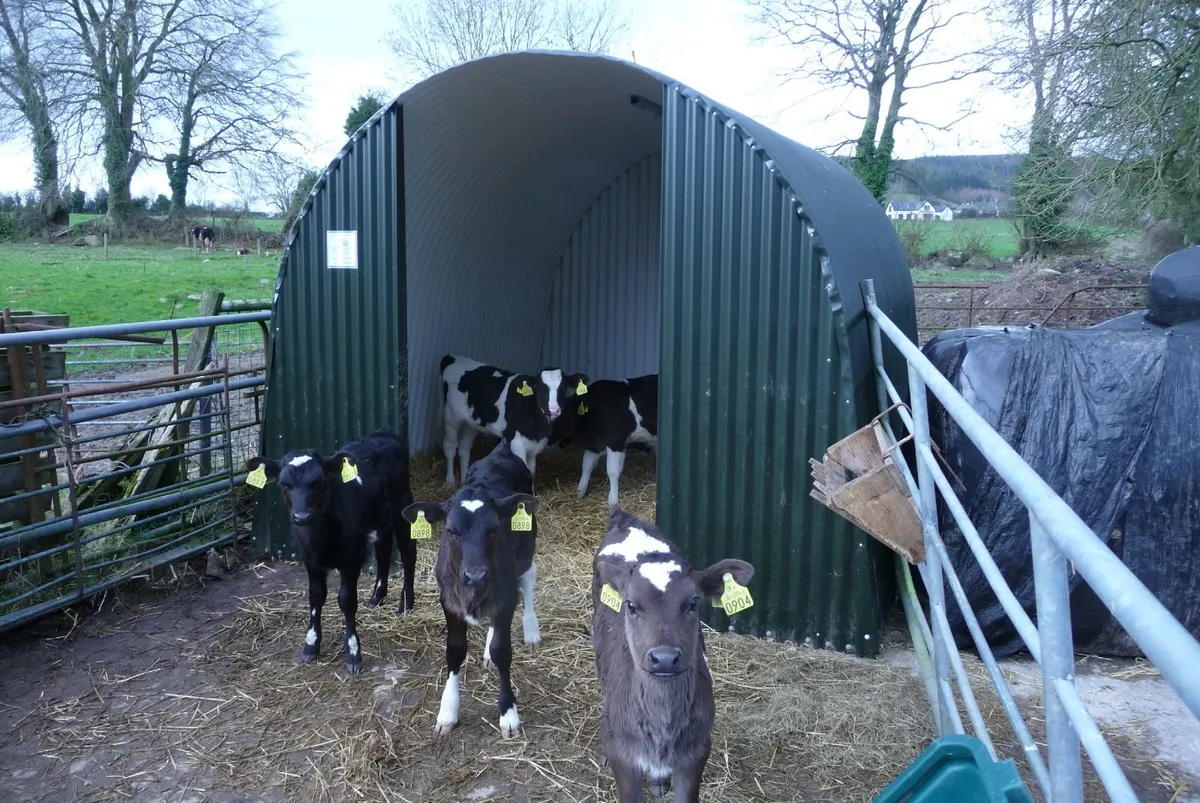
[861,278,1200,801]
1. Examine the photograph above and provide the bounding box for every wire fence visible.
[914,283,1145,345]
[0,308,269,633]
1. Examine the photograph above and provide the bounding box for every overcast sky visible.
[0,0,1028,204]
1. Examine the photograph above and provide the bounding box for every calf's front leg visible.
[301,565,328,664]
[489,607,522,739]
[670,756,707,803]
[396,529,417,614]
[436,610,469,736]
[338,568,363,675]
[609,756,646,803]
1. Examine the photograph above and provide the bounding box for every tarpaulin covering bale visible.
[920,323,1200,657]
[1146,245,1200,326]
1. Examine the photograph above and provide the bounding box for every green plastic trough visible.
[875,735,1034,803]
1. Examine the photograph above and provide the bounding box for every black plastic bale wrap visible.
[1146,245,1200,327]
[920,324,1200,658]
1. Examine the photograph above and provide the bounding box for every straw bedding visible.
[22,445,1127,802]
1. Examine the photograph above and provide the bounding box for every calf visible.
[592,508,755,802]
[439,354,588,487]
[245,428,417,675]
[193,225,215,252]
[554,374,658,507]
[401,440,541,739]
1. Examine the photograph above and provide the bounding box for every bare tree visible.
[255,152,305,218]
[387,0,630,79]
[152,0,304,218]
[0,0,68,227]
[988,0,1095,255]
[36,0,192,230]
[747,0,987,202]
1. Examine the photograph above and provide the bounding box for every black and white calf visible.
[592,508,754,802]
[439,354,588,487]
[402,440,541,739]
[553,374,657,507]
[246,428,417,675]
[192,225,214,253]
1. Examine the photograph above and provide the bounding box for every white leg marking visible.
[499,705,521,739]
[464,614,480,626]
[577,450,600,499]
[605,448,625,507]
[435,670,461,736]
[347,634,359,657]
[484,626,495,669]
[520,563,541,647]
[366,530,378,543]
[457,426,477,484]
[443,408,459,486]
[305,627,318,646]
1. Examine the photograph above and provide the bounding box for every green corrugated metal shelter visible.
[252,50,917,658]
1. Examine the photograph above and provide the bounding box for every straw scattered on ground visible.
[1,445,1190,802]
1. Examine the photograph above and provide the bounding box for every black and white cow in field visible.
[552,374,658,507]
[192,225,215,253]
[439,353,588,487]
[245,428,417,675]
[592,508,755,802]
[401,440,541,739]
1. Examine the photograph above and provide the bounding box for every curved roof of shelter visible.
[288,50,911,353]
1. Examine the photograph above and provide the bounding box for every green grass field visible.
[0,243,277,326]
[68,213,285,233]
[893,218,1138,262]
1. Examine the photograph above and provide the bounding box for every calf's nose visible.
[291,511,312,526]
[647,647,683,675]
[463,569,488,586]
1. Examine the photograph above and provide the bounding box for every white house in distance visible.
[886,200,955,221]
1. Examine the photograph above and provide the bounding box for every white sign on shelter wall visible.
[326,230,359,270]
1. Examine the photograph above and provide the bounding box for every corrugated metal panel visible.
[253,104,407,556]
[659,85,913,657]
[539,152,661,378]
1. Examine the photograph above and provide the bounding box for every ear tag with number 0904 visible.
[246,464,267,489]
[510,503,533,531]
[340,458,359,484]
[600,583,623,612]
[410,511,433,540]
[719,572,754,615]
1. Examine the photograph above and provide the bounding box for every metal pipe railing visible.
[863,279,1200,720]
[0,311,270,348]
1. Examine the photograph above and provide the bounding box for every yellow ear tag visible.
[600,583,623,612]
[246,464,268,489]
[516,381,533,397]
[340,458,359,484]
[410,510,433,540]
[510,503,533,532]
[577,402,588,415]
[576,379,588,395]
[719,572,754,615]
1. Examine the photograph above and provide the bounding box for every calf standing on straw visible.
[591,508,755,802]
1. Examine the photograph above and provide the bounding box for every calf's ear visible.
[401,502,446,526]
[695,559,755,599]
[494,493,539,518]
[566,373,590,395]
[596,556,633,595]
[245,456,281,480]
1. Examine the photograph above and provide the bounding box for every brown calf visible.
[591,508,755,802]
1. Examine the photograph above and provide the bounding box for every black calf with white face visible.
[246,428,418,676]
[591,508,755,803]
[401,440,542,740]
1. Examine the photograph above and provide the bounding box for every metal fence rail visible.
[862,279,1200,802]
[0,310,269,634]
